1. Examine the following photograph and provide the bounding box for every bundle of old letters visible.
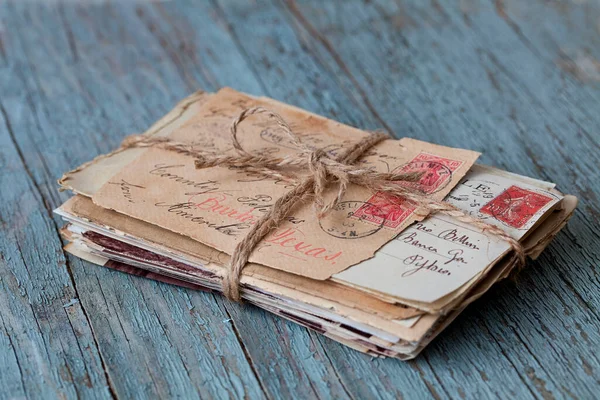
[56,88,577,359]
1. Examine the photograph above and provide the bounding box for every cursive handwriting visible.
[401,254,452,278]
[236,194,274,213]
[149,164,221,193]
[445,249,467,265]
[396,232,439,253]
[154,202,252,236]
[438,229,480,250]
[414,222,433,233]
[189,193,305,226]
[108,179,145,203]
[236,195,305,224]
[190,194,260,224]
[234,168,297,189]
[265,228,343,265]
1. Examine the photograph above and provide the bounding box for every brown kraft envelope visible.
[92,88,479,280]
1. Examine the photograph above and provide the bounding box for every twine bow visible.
[121,107,525,301]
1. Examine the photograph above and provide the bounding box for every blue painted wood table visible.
[1,1,599,398]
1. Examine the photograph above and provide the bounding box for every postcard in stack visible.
[55,88,577,360]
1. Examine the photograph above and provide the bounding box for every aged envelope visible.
[92,88,479,280]
[61,188,577,350]
[58,195,423,320]
[59,90,214,197]
[58,173,578,355]
[445,165,562,239]
[334,214,510,303]
[334,165,563,303]
[63,225,434,343]
[55,87,579,360]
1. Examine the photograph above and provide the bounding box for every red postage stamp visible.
[353,153,464,229]
[352,192,416,230]
[480,185,554,229]
[397,152,464,195]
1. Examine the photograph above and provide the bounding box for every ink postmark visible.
[319,201,384,239]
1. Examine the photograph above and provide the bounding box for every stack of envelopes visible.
[56,88,577,359]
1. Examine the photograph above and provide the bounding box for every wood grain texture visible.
[0,0,598,399]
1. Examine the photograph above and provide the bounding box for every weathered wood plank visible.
[54,1,391,398]
[0,111,113,399]
[208,2,454,398]
[272,0,600,398]
[204,0,600,397]
[0,2,267,399]
[0,1,354,398]
[58,1,356,397]
[1,0,599,399]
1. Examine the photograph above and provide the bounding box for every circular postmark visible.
[399,160,453,194]
[319,201,384,239]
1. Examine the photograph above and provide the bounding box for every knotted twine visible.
[120,107,525,302]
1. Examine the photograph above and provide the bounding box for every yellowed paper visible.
[93,88,479,279]
[58,195,423,320]
[55,87,579,360]
[335,165,563,303]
